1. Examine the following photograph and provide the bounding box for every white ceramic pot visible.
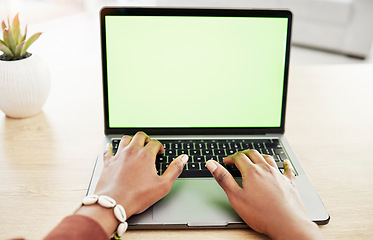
[0,54,51,118]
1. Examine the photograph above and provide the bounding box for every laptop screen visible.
[101,8,292,135]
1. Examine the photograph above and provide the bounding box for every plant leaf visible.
[1,20,7,30]
[14,41,25,56]
[21,32,42,56]
[12,13,21,45]
[21,25,28,42]
[12,13,22,45]
[3,28,16,54]
[0,41,14,56]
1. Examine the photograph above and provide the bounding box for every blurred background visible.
[1,0,373,68]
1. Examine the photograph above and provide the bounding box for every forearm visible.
[43,215,109,240]
[75,205,118,237]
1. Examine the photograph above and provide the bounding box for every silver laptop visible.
[87,7,330,229]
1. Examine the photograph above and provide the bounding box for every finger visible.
[161,154,189,182]
[130,131,150,146]
[144,139,165,155]
[223,152,254,176]
[262,154,277,168]
[206,160,241,194]
[283,159,296,184]
[242,149,267,165]
[118,135,132,149]
[103,143,113,162]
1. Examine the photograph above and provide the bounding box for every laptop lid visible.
[100,8,292,136]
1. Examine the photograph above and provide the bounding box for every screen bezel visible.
[100,7,292,136]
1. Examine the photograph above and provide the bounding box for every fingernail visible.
[181,154,189,164]
[284,159,295,172]
[284,159,290,166]
[206,161,217,173]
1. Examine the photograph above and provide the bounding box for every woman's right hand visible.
[206,150,324,240]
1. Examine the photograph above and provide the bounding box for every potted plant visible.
[0,13,51,118]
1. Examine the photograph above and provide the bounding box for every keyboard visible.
[111,138,288,178]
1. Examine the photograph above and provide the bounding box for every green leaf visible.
[3,28,16,54]
[0,41,14,56]
[21,32,42,56]
[14,41,25,56]
[12,13,21,45]
[21,25,28,42]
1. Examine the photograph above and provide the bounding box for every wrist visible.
[76,204,118,237]
[75,195,130,239]
[269,217,324,240]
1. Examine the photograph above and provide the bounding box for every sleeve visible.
[43,215,109,240]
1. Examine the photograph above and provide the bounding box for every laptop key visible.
[207,142,217,149]
[165,149,176,155]
[112,139,120,147]
[202,149,212,155]
[276,161,284,169]
[179,149,188,155]
[265,142,282,149]
[188,163,199,171]
[216,155,226,163]
[262,148,271,155]
[273,155,280,162]
[218,142,229,149]
[253,142,264,149]
[214,149,225,155]
[231,142,241,149]
[226,149,236,155]
[162,163,170,172]
[242,142,252,149]
[156,155,167,162]
[196,142,206,149]
[274,149,288,160]
[184,142,193,149]
[205,155,214,162]
[171,142,181,149]
[190,149,200,155]
[111,139,120,155]
[179,169,212,178]
[194,156,204,162]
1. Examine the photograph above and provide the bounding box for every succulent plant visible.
[0,13,42,59]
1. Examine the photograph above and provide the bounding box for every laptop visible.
[87,7,330,229]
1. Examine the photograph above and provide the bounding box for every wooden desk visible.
[1,64,373,239]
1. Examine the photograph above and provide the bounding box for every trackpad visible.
[153,179,242,224]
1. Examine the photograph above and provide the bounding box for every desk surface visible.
[1,63,373,239]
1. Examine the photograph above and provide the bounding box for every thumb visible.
[206,160,240,195]
[161,154,188,183]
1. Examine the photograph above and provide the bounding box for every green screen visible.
[105,16,288,128]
